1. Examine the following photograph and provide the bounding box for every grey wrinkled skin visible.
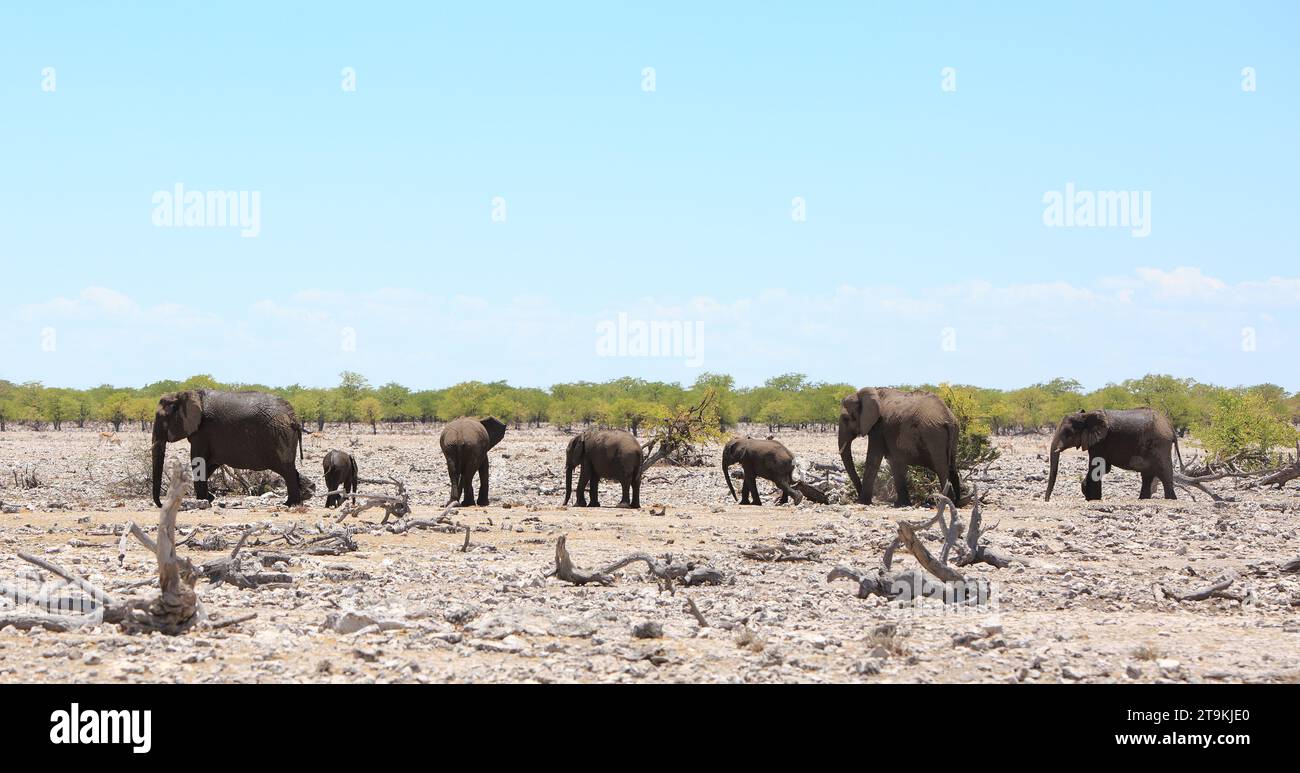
[322,449,358,508]
[439,417,507,506]
[152,389,307,507]
[721,437,804,506]
[1045,408,1178,501]
[563,429,642,508]
[838,387,961,507]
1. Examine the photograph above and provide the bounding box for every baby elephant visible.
[322,450,358,508]
[722,437,804,506]
[563,429,643,508]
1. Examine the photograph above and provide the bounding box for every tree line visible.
[1,372,1297,461]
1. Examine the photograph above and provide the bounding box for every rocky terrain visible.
[0,424,1297,683]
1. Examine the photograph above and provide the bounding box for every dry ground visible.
[0,424,1297,683]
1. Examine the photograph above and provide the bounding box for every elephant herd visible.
[148,387,1182,510]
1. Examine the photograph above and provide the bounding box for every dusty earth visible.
[0,424,1297,684]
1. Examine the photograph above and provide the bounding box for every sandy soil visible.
[0,424,1297,683]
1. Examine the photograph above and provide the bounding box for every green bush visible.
[1198,391,1298,469]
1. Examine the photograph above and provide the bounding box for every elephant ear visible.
[840,393,861,433]
[566,435,585,466]
[1079,410,1109,450]
[481,417,507,449]
[855,389,882,436]
[177,391,202,438]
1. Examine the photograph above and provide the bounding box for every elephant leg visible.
[575,465,591,507]
[477,458,489,506]
[283,466,304,506]
[739,470,752,504]
[776,478,802,506]
[630,476,640,509]
[445,462,460,505]
[188,450,213,502]
[749,472,762,506]
[324,472,340,508]
[888,456,912,507]
[858,444,885,505]
[191,451,215,502]
[1139,472,1154,499]
[460,463,476,506]
[1161,467,1177,499]
[1083,454,1104,500]
[588,475,601,508]
[616,481,631,507]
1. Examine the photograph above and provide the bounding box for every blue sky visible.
[1,2,1297,390]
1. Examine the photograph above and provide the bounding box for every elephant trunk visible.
[151,416,167,507]
[563,443,576,506]
[838,425,862,496]
[722,456,739,502]
[1045,442,1062,501]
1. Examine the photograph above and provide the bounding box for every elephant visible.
[721,437,804,505]
[563,429,642,508]
[151,390,307,507]
[1045,408,1180,501]
[839,387,961,507]
[439,417,507,506]
[322,450,358,508]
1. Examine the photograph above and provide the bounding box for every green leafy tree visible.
[358,396,384,434]
[97,391,132,431]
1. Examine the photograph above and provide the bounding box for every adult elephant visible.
[1045,408,1179,501]
[839,387,961,507]
[151,390,307,507]
[563,429,642,508]
[439,417,507,506]
[721,437,804,506]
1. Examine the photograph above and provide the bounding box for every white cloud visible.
[5,267,1299,390]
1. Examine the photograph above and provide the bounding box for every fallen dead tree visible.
[547,535,723,590]
[1,460,205,634]
[829,488,1012,605]
[386,502,459,534]
[329,476,411,524]
[1156,571,1251,604]
[740,544,821,562]
[1174,443,1300,501]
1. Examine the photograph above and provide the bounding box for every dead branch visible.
[685,595,710,627]
[740,544,820,562]
[386,502,457,534]
[599,552,723,586]
[896,520,967,584]
[551,535,614,586]
[1157,572,1245,602]
[331,476,411,524]
[826,566,916,601]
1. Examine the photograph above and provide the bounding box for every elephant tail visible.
[1173,435,1184,472]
